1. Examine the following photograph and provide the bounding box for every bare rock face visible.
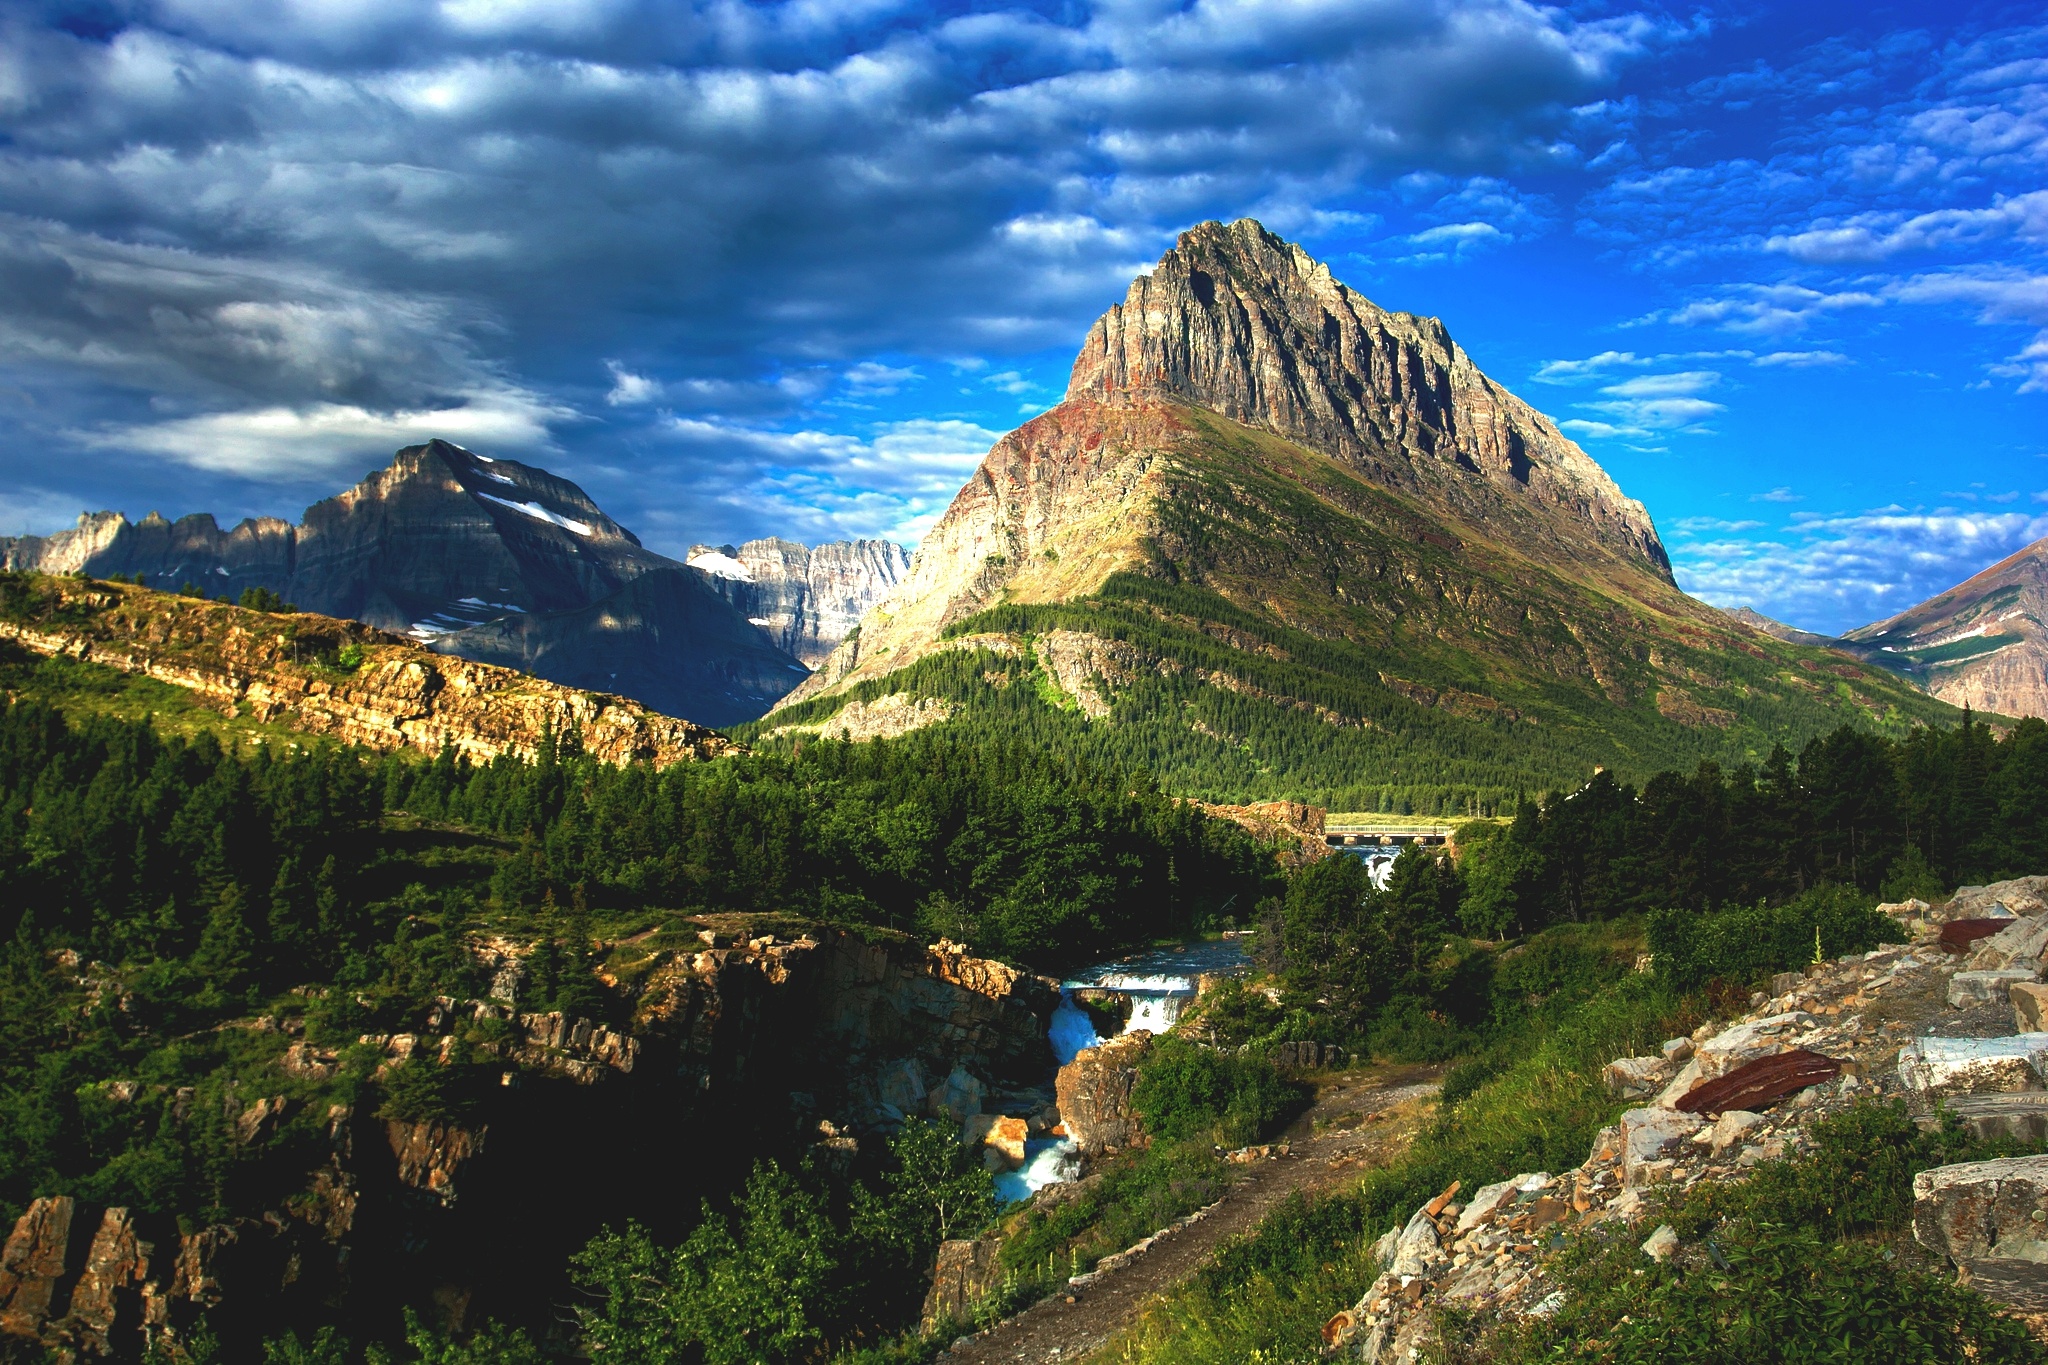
[1843,536,2048,720]
[689,538,910,667]
[1066,219,1669,579]
[0,440,808,725]
[0,1197,88,1336]
[920,1231,1005,1332]
[0,576,736,767]
[1914,1155,2048,1310]
[1055,1029,1153,1156]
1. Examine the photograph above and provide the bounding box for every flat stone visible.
[1897,1034,2048,1098]
[1940,1093,2048,1144]
[2014,982,2048,1034]
[1711,1110,1768,1153]
[1694,1012,1816,1081]
[1640,1224,1679,1262]
[1455,1178,1522,1233]
[1914,1155,2048,1310]
[1661,1037,1695,1062]
[1389,1204,1439,1277]
[1949,969,2039,1009]
[1968,915,2048,970]
[1603,1055,1675,1099]
[1620,1108,1701,1187]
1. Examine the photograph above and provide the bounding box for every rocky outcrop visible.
[1914,1156,2048,1310]
[0,440,808,725]
[690,538,911,667]
[1192,801,1329,866]
[1842,535,2048,720]
[0,574,735,766]
[0,924,1059,1358]
[920,1231,1006,1333]
[1067,219,1669,579]
[1055,1030,1153,1156]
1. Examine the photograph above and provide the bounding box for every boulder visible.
[1454,1178,1525,1234]
[919,1232,1005,1332]
[1897,1034,2048,1098]
[1620,1109,1701,1187]
[2016,982,2048,1034]
[1660,1037,1695,1063]
[926,1066,985,1124]
[1710,1110,1768,1153]
[1650,1057,1703,1109]
[1950,877,2048,921]
[1602,1056,1675,1100]
[1967,914,2048,970]
[1914,1155,2048,1310]
[1949,969,2040,1009]
[1939,1093,2048,1144]
[1055,1030,1152,1156]
[967,1116,1028,1170]
[1388,1205,1439,1277]
[1693,1012,1816,1081]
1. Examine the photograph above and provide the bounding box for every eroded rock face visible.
[1055,1030,1153,1156]
[1915,1155,2048,1310]
[690,538,911,667]
[1843,537,2048,721]
[0,577,736,767]
[1065,219,1669,579]
[920,1232,1005,1332]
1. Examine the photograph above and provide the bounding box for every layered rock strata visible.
[689,538,911,667]
[1840,536,2048,719]
[0,575,734,767]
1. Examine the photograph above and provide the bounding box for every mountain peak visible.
[1067,218,1669,580]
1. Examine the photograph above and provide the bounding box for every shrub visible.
[1130,1036,1306,1147]
[1647,883,1891,991]
[335,642,365,672]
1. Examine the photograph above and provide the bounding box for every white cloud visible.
[1675,510,2048,633]
[1751,486,1802,503]
[1763,189,2048,263]
[88,396,569,477]
[604,361,660,405]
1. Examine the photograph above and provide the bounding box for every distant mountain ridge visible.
[768,219,1954,806]
[689,538,912,667]
[0,441,903,727]
[1838,537,2048,720]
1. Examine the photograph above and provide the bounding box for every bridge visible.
[1323,822,1456,849]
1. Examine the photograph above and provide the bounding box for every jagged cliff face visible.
[0,441,809,726]
[778,220,1950,790]
[1068,219,1671,580]
[0,927,1055,1359]
[1843,537,2048,719]
[0,576,735,766]
[688,537,911,666]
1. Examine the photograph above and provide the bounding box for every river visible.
[995,934,1253,1203]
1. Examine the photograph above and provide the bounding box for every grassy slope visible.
[752,413,1958,811]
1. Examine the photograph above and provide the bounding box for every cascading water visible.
[1002,937,1255,1203]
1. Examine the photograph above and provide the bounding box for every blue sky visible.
[0,0,2042,634]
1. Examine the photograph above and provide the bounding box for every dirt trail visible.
[941,1066,1442,1365]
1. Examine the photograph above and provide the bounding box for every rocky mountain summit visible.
[689,537,911,666]
[0,442,900,727]
[774,220,1948,798]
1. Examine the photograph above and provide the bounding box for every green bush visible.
[1647,883,1892,991]
[1129,1036,1306,1147]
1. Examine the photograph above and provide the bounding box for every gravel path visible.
[939,1066,1442,1365]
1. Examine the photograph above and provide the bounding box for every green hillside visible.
[750,412,1959,811]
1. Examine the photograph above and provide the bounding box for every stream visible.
[994,935,1253,1203]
